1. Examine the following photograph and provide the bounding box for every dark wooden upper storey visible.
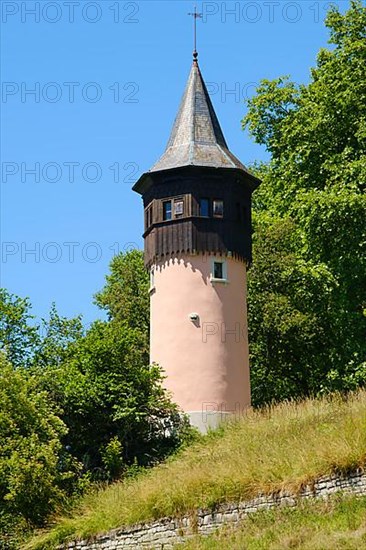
[133,58,261,267]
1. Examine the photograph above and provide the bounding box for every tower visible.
[133,53,261,432]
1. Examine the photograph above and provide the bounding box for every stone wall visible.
[63,470,366,550]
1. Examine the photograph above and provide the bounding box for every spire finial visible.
[188,6,202,63]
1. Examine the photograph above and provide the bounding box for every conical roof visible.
[150,59,250,173]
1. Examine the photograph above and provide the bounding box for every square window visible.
[200,198,210,217]
[163,200,172,221]
[214,261,223,279]
[211,259,228,282]
[174,199,184,217]
[213,199,224,218]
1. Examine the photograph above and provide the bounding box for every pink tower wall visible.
[150,254,250,431]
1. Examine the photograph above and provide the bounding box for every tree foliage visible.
[94,249,149,335]
[36,319,186,477]
[0,355,80,541]
[0,272,190,537]
[34,303,85,369]
[0,289,39,368]
[244,0,366,404]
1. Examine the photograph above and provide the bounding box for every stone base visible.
[188,410,233,433]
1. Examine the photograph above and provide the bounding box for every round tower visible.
[133,56,260,431]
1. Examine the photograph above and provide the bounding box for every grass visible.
[179,495,366,550]
[26,390,366,549]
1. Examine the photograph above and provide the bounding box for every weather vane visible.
[188,6,203,61]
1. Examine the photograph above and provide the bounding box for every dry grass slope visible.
[26,390,366,549]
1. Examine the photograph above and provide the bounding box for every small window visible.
[145,205,153,229]
[211,259,228,282]
[214,261,223,279]
[150,268,155,289]
[174,199,184,217]
[200,198,210,217]
[213,199,224,218]
[163,200,172,221]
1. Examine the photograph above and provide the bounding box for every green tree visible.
[0,292,83,370]
[0,355,80,539]
[0,289,40,368]
[34,303,84,368]
[244,0,366,403]
[248,217,338,405]
[243,1,366,197]
[37,320,187,479]
[0,282,188,485]
[94,250,149,335]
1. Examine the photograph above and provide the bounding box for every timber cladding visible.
[138,166,255,267]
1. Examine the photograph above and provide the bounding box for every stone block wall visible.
[63,470,366,550]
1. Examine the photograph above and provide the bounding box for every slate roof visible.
[150,60,250,174]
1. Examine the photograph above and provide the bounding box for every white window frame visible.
[149,267,155,293]
[210,258,228,284]
[174,199,184,217]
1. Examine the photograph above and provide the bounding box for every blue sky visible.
[1,0,349,326]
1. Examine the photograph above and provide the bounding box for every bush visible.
[0,355,81,535]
